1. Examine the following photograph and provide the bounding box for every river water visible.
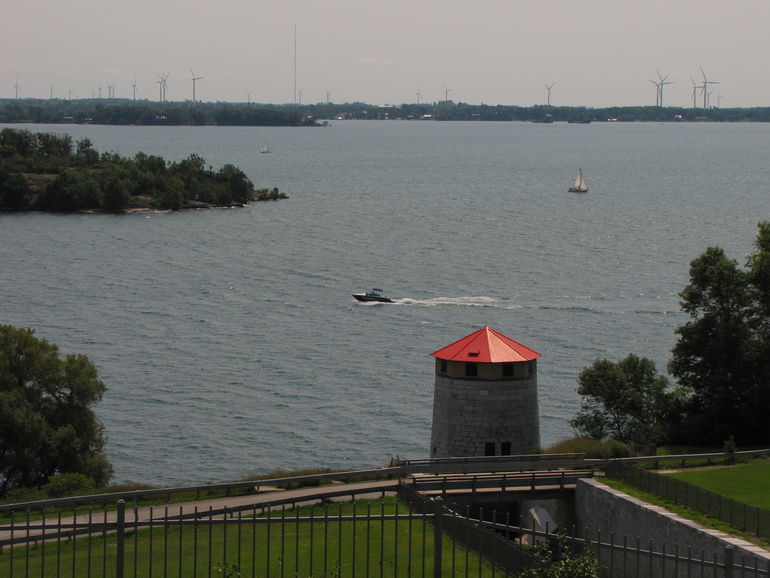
[1,120,768,485]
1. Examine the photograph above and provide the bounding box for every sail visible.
[571,168,588,192]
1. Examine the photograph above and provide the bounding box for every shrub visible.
[42,473,95,498]
[545,437,632,459]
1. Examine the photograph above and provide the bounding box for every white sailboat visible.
[568,168,589,193]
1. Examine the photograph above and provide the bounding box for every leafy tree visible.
[39,168,102,211]
[218,164,254,203]
[0,325,112,499]
[75,138,99,166]
[152,174,186,210]
[519,534,601,578]
[670,225,770,444]
[101,175,132,213]
[571,354,685,447]
[0,167,32,210]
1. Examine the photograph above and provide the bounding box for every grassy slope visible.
[667,459,770,510]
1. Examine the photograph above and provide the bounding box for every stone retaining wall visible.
[575,478,770,577]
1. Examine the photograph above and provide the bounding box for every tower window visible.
[502,363,514,377]
[501,442,511,455]
[484,442,495,456]
[465,362,478,377]
[440,359,447,374]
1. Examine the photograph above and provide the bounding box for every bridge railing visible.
[2,449,767,515]
[407,470,594,495]
[0,453,591,513]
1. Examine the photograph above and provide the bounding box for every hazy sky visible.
[4,0,770,108]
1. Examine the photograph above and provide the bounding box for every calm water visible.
[1,120,768,485]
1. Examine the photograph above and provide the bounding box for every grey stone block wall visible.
[575,478,770,577]
[430,373,540,457]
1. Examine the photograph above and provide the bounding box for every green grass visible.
[667,459,770,509]
[0,497,502,578]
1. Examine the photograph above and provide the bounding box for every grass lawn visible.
[0,497,503,578]
[666,459,770,510]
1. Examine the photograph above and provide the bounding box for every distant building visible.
[430,326,541,458]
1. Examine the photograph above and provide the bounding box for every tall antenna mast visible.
[293,25,297,104]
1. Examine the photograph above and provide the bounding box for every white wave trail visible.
[394,296,520,308]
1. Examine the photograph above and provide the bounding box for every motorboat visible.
[353,288,393,303]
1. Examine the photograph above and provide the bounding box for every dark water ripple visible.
[2,121,769,485]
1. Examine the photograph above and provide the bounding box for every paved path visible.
[0,479,399,546]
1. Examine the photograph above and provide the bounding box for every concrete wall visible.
[575,478,770,577]
[430,371,540,458]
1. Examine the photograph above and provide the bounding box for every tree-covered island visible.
[0,128,286,213]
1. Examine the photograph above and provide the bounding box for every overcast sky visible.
[4,0,770,108]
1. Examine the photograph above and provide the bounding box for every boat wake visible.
[394,296,520,308]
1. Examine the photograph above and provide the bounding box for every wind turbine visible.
[443,83,452,103]
[14,77,20,99]
[649,71,672,107]
[132,77,138,100]
[689,76,700,108]
[415,88,421,104]
[190,68,203,102]
[50,84,55,99]
[700,67,719,109]
[544,82,555,106]
[157,73,169,101]
[649,77,661,106]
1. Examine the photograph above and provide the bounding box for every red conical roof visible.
[430,326,541,363]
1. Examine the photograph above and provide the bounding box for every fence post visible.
[724,545,734,578]
[116,499,126,578]
[433,509,443,578]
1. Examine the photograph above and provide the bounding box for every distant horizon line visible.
[0,96,762,111]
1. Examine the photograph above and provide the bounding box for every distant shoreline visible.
[3,98,770,124]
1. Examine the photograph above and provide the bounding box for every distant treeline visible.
[3,98,770,124]
[0,128,286,213]
[0,99,318,126]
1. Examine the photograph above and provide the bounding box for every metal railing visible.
[2,479,768,577]
[0,452,592,515]
[2,450,768,515]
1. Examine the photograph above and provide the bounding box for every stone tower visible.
[430,326,541,458]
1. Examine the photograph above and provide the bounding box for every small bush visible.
[42,473,96,498]
[545,437,632,459]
